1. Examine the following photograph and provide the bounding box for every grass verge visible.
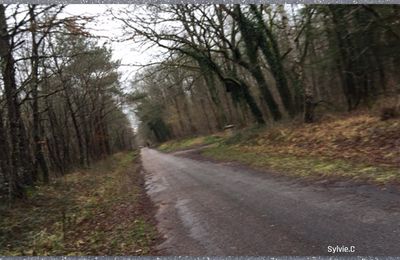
[0,151,158,256]
[158,115,400,186]
[202,144,400,185]
[158,134,225,152]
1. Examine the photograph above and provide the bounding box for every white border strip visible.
[1,0,399,4]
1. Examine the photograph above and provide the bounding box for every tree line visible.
[120,5,400,143]
[0,5,134,200]
[1,4,399,200]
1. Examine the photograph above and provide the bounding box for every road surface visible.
[141,148,400,255]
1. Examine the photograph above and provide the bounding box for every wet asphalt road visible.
[141,148,400,256]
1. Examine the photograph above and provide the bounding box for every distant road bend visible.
[141,148,400,255]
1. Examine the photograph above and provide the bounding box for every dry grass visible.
[159,113,400,185]
[242,114,400,167]
[0,151,158,256]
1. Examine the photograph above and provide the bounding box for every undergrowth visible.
[159,114,400,185]
[0,151,158,256]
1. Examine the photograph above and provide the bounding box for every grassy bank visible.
[203,144,399,185]
[159,114,400,185]
[0,151,158,256]
[158,134,225,152]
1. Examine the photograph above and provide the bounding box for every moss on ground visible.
[0,151,158,256]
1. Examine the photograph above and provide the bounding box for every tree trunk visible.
[234,5,282,121]
[29,5,49,183]
[0,4,25,199]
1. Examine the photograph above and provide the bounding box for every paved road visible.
[141,148,400,256]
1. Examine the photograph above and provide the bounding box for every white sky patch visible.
[63,5,157,89]
[62,4,165,131]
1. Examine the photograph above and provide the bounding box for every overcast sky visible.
[63,5,161,89]
[62,5,162,130]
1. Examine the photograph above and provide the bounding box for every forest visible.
[1,3,400,256]
[1,4,400,200]
[0,5,134,200]
[125,5,400,144]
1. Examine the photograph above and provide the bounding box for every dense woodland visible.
[0,5,134,200]
[123,5,400,143]
[1,4,400,200]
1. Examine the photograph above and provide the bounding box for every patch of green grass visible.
[0,151,158,256]
[203,135,224,144]
[158,125,270,153]
[158,134,224,152]
[202,144,399,185]
[222,126,265,145]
